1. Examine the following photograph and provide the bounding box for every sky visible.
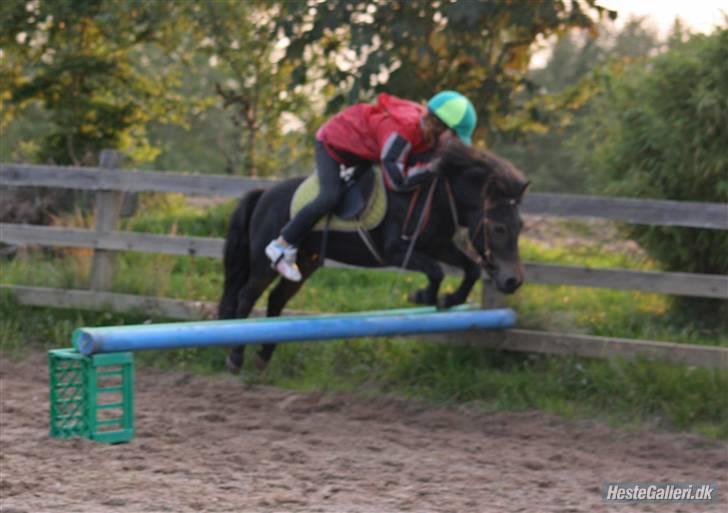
[599,0,726,35]
[530,0,725,67]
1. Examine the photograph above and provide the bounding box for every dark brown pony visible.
[219,141,528,373]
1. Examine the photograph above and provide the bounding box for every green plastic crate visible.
[48,348,134,444]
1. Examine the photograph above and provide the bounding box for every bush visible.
[570,28,728,323]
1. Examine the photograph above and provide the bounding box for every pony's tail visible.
[218,189,265,319]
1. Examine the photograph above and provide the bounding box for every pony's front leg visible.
[388,249,444,306]
[433,242,482,308]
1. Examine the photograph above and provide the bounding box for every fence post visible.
[478,277,507,346]
[480,277,506,309]
[90,150,124,291]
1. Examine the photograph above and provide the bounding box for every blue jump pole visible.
[72,308,516,356]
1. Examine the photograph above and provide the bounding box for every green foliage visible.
[495,17,663,192]
[0,102,52,162]
[183,1,316,176]
[0,0,191,164]
[0,0,617,174]
[570,28,728,320]
[277,0,615,143]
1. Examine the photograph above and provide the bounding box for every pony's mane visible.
[438,141,528,199]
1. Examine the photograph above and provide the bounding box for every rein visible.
[401,175,440,269]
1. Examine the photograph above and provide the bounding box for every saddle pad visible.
[290,168,387,232]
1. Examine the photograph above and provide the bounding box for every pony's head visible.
[437,141,529,294]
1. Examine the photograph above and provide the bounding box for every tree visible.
[570,27,728,322]
[185,1,314,177]
[277,0,615,144]
[0,0,189,165]
[495,16,663,192]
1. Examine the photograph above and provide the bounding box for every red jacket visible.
[316,93,428,159]
[316,94,435,190]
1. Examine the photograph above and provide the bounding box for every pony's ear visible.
[519,181,530,199]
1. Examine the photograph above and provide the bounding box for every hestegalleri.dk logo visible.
[603,482,719,504]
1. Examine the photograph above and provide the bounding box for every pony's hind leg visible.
[256,255,318,369]
[218,278,240,320]
[225,268,277,375]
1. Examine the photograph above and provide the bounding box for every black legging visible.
[281,141,345,245]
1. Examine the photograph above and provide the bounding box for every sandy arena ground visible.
[1,353,726,513]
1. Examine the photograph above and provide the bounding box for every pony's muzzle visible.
[485,261,524,294]
[500,276,522,294]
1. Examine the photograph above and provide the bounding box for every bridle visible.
[400,174,520,271]
[444,179,520,268]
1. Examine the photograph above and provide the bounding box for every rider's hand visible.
[403,168,435,190]
[428,158,442,173]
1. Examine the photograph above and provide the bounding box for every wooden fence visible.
[2,153,727,369]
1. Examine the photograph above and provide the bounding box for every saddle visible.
[290,166,387,232]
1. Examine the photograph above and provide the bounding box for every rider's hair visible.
[421,112,450,146]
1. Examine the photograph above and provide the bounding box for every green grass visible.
[1,201,726,438]
[520,239,653,270]
[121,193,233,238]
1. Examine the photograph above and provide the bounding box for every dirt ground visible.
[1,354,726,513]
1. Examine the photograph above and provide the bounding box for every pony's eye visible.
[493,225,507,236]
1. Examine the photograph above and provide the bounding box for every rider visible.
[265,90,477,281]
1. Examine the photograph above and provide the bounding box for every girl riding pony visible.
[266,90,477,281]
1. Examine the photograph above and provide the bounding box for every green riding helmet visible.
[427,91,477,145]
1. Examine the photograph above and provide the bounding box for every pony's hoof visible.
[254,353,269,371]
[437,294,463,310]
[408,289,436,305]
[225,355,242,375]
[436,295,448,310]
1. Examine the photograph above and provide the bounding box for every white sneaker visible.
[265,240,302,282]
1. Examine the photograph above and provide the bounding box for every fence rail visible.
[3,162,727,229]
[2,223,726,298]
[2,157,727,369]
